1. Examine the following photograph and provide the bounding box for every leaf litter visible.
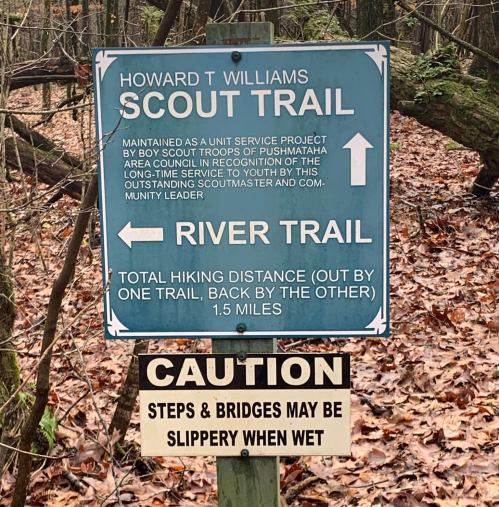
[2,87,499,506]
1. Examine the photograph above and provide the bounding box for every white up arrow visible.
[118,222,164,248]
[342,133,373,186]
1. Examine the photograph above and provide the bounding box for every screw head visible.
[240,448,249,457]
[236,323,246,333]
[232,51,242,63]
[237,351,247,361]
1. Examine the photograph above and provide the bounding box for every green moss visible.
[0,352,20,397]
[0,256,20,409]
[445,140,465,150]
[0,10,23,23]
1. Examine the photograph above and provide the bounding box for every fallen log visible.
[9,56,85,91]
[390,46,499,195]
[5,137,82,200]
[6,115,82,169]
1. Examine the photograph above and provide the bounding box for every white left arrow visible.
[118,222,164,248]
[343,133,373,186]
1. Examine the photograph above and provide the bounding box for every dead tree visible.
[5,137,82,200]
[10,56,81,91]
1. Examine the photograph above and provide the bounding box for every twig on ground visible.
[283,338,314,350]
[57,388,90,424]
[401,200,426,234]
[283,476,321,502]
[359,396,392,417]
[62,469,87,494]
[0,441,74,460]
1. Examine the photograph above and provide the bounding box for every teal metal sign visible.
[92,43,389,339]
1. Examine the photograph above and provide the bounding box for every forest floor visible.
[1,86,499,507]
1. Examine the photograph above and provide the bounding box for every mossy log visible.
[390,47,499,195]
[5,137,82,200]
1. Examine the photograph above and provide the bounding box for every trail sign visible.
[139,353,350,457]
[92,43,390,339]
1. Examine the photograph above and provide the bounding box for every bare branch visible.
[396,0,499,67]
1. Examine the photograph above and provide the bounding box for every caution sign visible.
[139,353,350,457]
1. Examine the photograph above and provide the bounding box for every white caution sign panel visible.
[139,353,350,457]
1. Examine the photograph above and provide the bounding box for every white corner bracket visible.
[107,309,129,337]
[95,50,118,82]
[365,306,386,335]
[364,44,387,76]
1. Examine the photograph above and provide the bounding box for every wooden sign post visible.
[206,21,279,507]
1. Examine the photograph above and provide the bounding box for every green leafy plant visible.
[414,82,447,103]
[400,15,419,31]
[412,44,460,82]
[390,142,401,150]
[140,6,164,44]
[17,390,34,410]
[37,407,58,451]
[286,2,347,41]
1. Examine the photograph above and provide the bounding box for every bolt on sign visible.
[139,353,350,457]
[92,43,390,339]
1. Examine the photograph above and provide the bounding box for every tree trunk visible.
[411,0,435,54]
[189,0,211,44]
[70,0,80,56]
[42,0,51,116]
[108,340,149,441]
[105,0,120,47]
[454,0,472,41]
[356,0,397,41]
[82,0,90,56]
[261,0,279,36]
[468,0,499,91]
[0,254,19,474]
[7,115,82,169]
[152,0,184,46]
[123,0,131,46]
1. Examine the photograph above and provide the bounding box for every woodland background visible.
[1,0,499,505]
